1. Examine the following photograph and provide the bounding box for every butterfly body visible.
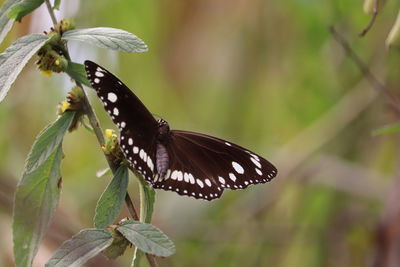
[85,60,277,200]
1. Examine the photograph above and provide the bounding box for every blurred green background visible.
[1,0,400,266]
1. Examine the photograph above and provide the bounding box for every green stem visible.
[44,0,57,25]
[44,3,157,267]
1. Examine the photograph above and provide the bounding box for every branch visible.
[329,25,400,116]
[360,0,380,37]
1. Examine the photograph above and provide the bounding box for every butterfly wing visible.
[84,60,158,182]
[152,130,277,200]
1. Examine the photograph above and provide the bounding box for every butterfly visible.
[84,60,277,201]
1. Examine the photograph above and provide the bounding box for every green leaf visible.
[117,220,175,257]
[25,112,75,173]
[8,0,44,21]
[13,145,63,267]
[65,61,91,87]
[94,165,129,229]
[0,0,20,44]
[372,122,400,136]
[62,27,148,53]
[0,33,50,102]
[102,232,130,260]
[53,0,61,10]
[45,229,114,267]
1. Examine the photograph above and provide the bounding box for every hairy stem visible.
[44,3,157,266]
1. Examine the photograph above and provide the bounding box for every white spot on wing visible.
[94,78,100,83]
[256,168,263,175]
[113,107,119,116]
[229,173,237,182]
[218,176,225,184]
[232,161,244,174]
[95,71,104,77]
[128,138,133,145]
[171,170,178,180]
[120,121,126,128]
[251,157,261,168]
[184,173,190,183]
[189,173,195,184]
[147,157,154,171]
[225,142,232,146]
[133,146,139,154]
[108,93,117,102]
[205,179,212,187]
[177,171,183,181]
[196,179,204,188]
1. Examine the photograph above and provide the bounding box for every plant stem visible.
[44,3,157,267]
[44,0,57,25]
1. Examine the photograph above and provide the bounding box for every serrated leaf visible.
[13,145,63,267]
[62,27,148,53]
[65,62,91,87]
[117,220,175,257]
[0,0,21,44]
[45,229,114,267]
[372,122,400,136]
[94,165,129,229]
[0,33,50,102]
[25,112,75,173]
[8,0,44,21]
[53,0,61,10]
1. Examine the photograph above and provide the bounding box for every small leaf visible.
[45,229,114,267]
[117,220,175,257]
[0,0,20,44]
[25,112,75,173]
[65,61,91,87]
[8,0,44,21]
[53,0,61,10]
[372,122,400,136]
[13,145,63,267]
[0,33,50,102]
[94,165,129,229]
[62,27,148,53]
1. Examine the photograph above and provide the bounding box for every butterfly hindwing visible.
[152,130,277,200]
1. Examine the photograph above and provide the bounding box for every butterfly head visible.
[157,119,170,144]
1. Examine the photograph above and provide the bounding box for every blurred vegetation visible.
[1,0,400,266]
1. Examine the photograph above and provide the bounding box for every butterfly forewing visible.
[84,60,158,182]
[84,60,278,201]
[152,131,277,200]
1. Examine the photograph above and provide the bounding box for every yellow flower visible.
[40,70,53,77]
[60,100,70,113]
[105,129,115,138]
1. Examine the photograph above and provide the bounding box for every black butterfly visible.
[84,60,277,201]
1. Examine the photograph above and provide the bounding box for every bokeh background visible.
[1,0,400,266]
